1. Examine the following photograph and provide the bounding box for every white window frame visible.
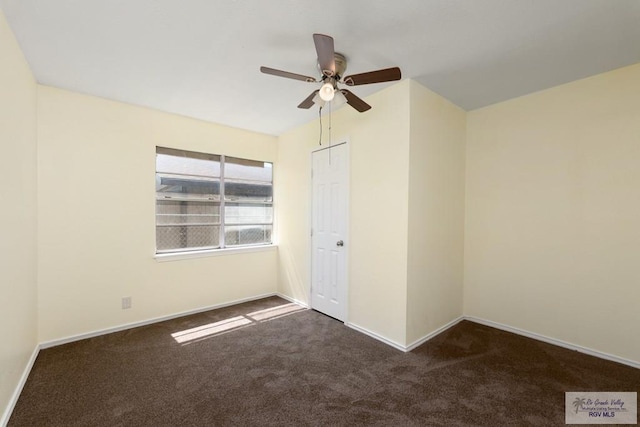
[155,147,274,257]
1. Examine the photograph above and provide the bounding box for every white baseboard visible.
[464,316,640,370]
[405,316,465,352]
[347,315,639,370]
[39,293,278,349]
[347,317,464,353]
[275,293,309,308]
[1,344,39,427]
[345,322,407,352]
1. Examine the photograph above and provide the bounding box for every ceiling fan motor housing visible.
[318,52,347,81]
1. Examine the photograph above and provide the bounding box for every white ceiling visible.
[1,0,639,136]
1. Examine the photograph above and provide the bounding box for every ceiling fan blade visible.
[341,90,371,112]
[313,33,335,77]
[298,90,319,109]
[342,67,402,86]
[260,66,317,83]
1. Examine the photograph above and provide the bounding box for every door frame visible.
[309,140,350,322]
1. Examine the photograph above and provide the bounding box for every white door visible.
[311,142,348,321]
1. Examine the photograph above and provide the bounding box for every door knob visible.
[336,240,344,247]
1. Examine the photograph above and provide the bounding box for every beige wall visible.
[277,81,411,345]
[406,81,466,345]
[465,64,640,364]
[0,11,38,422]
[37,86,278,342]
[277,80,468,348]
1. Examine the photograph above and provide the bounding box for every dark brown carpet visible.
[9,296,639,426]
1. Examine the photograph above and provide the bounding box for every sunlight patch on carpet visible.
[171,303,306,344]
[171,316,253,343]
[246,303,306,321]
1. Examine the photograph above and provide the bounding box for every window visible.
[155,147,273,253]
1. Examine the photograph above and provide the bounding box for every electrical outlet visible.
[122,296,132,309]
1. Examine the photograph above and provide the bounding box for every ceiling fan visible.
[260,33,401,112]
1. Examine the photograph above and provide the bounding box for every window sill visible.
[154,244,277,262]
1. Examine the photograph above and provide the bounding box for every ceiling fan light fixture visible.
[319,82,335,101]
[312,92,326,108]
[332,89,347,108]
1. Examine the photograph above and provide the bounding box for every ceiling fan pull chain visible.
[328,102,332,165]
[329,101,332,148]
[318,106,323,145]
